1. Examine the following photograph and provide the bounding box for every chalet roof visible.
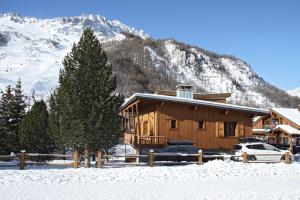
[271,108,300,127]
[122,93,269,115]
[274,125,300,136]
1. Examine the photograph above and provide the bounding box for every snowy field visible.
[1,160,300,200]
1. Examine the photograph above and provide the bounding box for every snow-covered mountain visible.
[0,13,147,98]
[0,13,298,108]
[288,87,300,98]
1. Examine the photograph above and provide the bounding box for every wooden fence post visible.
[149,149,154,167]
[242,152,248,163]
[97,151,103,168]
[73,150,79,168]
[284,151,291,164]
[19,150,26,170]
[198,150,203,165]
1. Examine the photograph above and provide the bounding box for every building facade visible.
[121,85,268,152]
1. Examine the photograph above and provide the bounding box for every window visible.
[268,137,276,144]
[263,144,277,151]
[170,120,177,129]
[247,144,264,150]
[297,139,300,146]
[198,121,205,130]
[224,122,237,137]
[143,121,148,135]
[272,118,279,125]
[283,138,289,145]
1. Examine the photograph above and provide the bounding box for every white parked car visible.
[233,142,291,162]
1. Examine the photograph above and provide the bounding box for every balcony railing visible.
[124,133,167,147]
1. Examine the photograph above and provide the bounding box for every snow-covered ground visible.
[1,160,300,200]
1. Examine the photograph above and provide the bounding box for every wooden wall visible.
[155,102,253,150]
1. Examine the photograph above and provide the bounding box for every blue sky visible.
[1,0,299,90]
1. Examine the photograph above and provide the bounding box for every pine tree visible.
[52,28,124,167]
[19,100,54,153]
[0,86,15,154]
[48,89,64,153]
[10,79,27,151]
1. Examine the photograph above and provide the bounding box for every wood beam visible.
[135,103,140,136]
[130,106,134,134]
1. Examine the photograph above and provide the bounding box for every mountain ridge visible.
[0,13,299,108]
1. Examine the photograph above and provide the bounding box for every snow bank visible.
[1,160,300,199]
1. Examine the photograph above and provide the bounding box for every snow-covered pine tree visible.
[53,28,124,167]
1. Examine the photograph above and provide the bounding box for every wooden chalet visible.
[253,107,300,153]
[121,85,269,152]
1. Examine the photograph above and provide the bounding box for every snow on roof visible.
[253,128,270,133]
[122,93,269,115]
[271,108,300,127]
[274,125,300,135]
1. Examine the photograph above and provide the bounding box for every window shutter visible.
[239,123,245,137]
[235,122,244,137]
[235,124,239,137]
[216,122,224,137]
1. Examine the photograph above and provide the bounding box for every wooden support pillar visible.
[135,103,140,136]
[73,150,79,168]
[19,150,26,170]
[127,108,130,133]
[130,106,134,134]
[242,152,248,163]
[121,111,125,132]
[149,149,154,167]
[289,137,293,154]
[284,151,291,164]
[198,150,203,165]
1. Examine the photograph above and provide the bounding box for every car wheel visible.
[248,155,256,161]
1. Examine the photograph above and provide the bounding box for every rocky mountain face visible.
[0,13,299,108]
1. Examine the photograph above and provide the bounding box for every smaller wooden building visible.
[253,107,300,152]
[121,85,269,152]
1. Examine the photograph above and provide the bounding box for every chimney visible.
[176,84,194,99]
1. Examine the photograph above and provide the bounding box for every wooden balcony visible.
[124,133,167,148]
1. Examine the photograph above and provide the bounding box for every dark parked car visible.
[141,140,222,163]
[154,145,200,162]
